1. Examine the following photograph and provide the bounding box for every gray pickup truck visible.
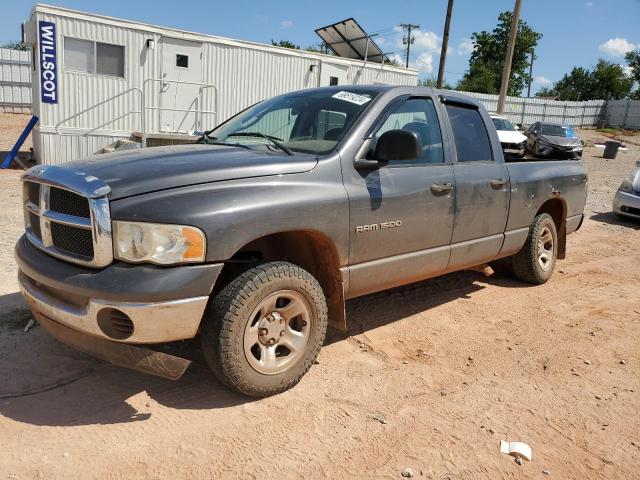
[15,86,587,397]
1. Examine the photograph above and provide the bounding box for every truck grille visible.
[50,222,95,258]
[22,166,113,268]
[49,188,91,218]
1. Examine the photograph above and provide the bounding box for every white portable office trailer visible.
[22,4,418,164]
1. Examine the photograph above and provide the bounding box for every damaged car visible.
[490,114,527,158]
[613,160,640,220]
[525,122,583,159]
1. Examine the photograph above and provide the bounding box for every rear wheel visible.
[512,213,558,284]
[201,262,328,397]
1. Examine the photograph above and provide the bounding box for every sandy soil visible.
[0,117,639,479]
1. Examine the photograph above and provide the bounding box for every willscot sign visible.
[38,20,58,104]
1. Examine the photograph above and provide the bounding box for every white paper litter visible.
[500,440,532,461]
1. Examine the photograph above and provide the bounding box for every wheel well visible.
[216,231,346,331]
[536,198,567,259]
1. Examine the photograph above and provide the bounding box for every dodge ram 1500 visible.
[15,86,587,397]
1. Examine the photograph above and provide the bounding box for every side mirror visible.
[375,129,422,162]
[354,130,422,169]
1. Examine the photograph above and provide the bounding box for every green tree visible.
[534,86,556,98]
[551,67,593,101]
[589,59,634,100]
[1,40,29,51]
[625,49,640,99]
[385,57,402,67]
[418,76,455,90]
[271,40,300,50]
[538,59,634,101]
[457,11,542,95]
[457,62,499,94]
[625,49,640,83]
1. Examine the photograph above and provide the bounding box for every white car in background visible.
[490,114,527,158]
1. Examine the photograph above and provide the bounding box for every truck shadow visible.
[330,267,526,341]
[0,267,526,427]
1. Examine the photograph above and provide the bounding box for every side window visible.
[374,97,444,165]
[445,104,493,162]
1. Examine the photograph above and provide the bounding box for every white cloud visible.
[622,64,633,76]
[534,76,552,86]
[388,53,405,66]
[280,20,293,29]
[599,37,638,57]
[414,52,435,73]
[457,38,474,55]
[585,1,594,7]
[392,28,442,73]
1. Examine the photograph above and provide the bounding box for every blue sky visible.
[2,0,639,94]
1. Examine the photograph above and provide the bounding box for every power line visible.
[399,23,420,68]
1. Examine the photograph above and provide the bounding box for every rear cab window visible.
[445,104,493,162]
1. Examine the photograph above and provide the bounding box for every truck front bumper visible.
[15,235,223,344]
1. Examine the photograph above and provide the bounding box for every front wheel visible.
[201,262,328,397]
[512,213,558,284]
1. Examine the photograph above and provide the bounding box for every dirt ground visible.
[0,115,639,479]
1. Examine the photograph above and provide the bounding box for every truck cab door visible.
[342,96,455,298]
[442,101,510,271]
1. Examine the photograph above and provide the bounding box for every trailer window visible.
[64,38,94,73]
[176,54,189,68]
[96,43,124,77]
[64,37,124,78]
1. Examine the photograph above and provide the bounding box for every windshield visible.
[492,117,516,131]
[207,89,380,155]
[541,124,577,137]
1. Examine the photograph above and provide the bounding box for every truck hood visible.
[67,144,318,200]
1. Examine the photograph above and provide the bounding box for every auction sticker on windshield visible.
[332,91,372,106]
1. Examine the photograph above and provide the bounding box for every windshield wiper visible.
[227,132,294,156]
[197,134,255,151]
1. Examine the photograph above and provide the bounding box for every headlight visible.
[619,177,634,193]
[113,221,206,265]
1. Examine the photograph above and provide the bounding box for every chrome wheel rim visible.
[537,226,554,271]
[243,290,311,375]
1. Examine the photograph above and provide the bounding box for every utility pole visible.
[437,0,455,88]
[497,0,522,113]
[526,49,534,97]
[400,23,420,68]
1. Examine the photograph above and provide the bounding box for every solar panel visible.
[315,18,388,64]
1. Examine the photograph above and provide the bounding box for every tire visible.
[200,261,328,397]
[512,213,558,284]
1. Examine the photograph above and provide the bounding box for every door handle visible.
[430,182,453,194]
[490,178,506,189]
